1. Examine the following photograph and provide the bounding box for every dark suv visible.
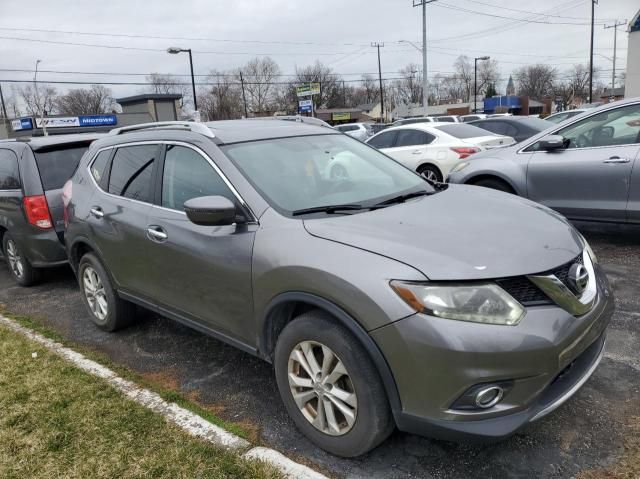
[0,134,102,285]
[65,121,611,457]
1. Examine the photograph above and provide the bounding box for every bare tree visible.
[394,64,422,105]
[199,71,244,121]
[18,84,57,117]
[514,64,557,98]
[56,85,115,115]
[477,59,500,97]
[453,55,473,102]
[146,73,191,108]
[238,57,281,114]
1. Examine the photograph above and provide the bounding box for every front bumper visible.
[371,263,614,441]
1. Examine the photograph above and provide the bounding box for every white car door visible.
[381,129,441,172]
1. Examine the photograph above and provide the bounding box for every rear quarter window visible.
[34,145,90,191]
[0,149,20,190]
[435,124,496,139]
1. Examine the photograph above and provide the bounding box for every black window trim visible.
[394,128,436,147]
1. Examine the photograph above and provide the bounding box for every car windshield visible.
[222,134,430,215]
[434,124,495,139]
[34,144,90,190]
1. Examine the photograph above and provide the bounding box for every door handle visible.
[90,207,104,219]
[603,156,631,164]
[412,150,423,155]
[146,226,168,242]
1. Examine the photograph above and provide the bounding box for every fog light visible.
[474,386,504,409]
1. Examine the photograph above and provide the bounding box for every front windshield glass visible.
[222,134,430,215]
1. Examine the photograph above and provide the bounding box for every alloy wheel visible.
[82,266,108,321]
[288,340,358,436]
[420,169,439,182]
[6,239,24,278]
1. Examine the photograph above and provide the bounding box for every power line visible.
[458,0,615,22]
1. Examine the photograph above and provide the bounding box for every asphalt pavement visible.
[0,221,638,479]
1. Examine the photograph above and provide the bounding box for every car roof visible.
[18,133,106,151]
[205,119,336,144]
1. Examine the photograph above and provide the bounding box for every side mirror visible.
[184,196,237,226]
[539,134,567,151]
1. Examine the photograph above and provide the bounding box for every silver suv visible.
[64,120,613,457]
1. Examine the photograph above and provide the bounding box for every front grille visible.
[497,254,583,307]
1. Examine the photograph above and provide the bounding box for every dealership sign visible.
[11,118,34,131]
[296,82,321,97]
[35,114,117,129]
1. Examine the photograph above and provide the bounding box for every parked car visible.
[334,122,373,141]
[460,114,487,122]
[392,117,435,126]
[448,98,640,223]
[469,116,553,143]
[65,120,612,457]
[545,109,587,124]
[370,123,391,134]
[0,133,102,286]
[365,123,514,182]
[433,115,460,123]
[255,115,333,128]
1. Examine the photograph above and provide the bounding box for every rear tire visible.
[2,233,41,286]
[274,310,394,457]
[417,164,443,183]
[471,177,515,194]
[78,252,135,332]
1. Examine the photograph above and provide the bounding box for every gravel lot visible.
[0,221,638,479]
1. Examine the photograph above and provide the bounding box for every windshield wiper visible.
[372,190,432,208]
[291,204,365,216]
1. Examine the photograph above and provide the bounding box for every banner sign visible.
[332,112,351,121]
[296,82,321,97]
[11,118,33,131]
[298,99,313,108]
[35,114,117,129]
[298,104,312,113]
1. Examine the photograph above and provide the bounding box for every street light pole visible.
[371,42,385,122]
[413,0,437,113]
[604,20,626,99]
[474,56,490,113]
[34,59,48,136]
[167,47,198,119]
[588,0,598,103]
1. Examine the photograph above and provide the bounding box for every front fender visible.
[448,156,527,196]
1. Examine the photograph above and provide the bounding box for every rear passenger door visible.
[144,143,257,345]
[0,148,22,235]
[88,144,159,297]
[382,129,438,170]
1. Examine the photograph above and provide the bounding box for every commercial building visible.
[626,9,640,98]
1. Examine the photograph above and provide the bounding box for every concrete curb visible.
[0,315,329,479]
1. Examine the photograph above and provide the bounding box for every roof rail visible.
[109,121,215,138]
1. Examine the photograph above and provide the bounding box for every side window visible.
[395,129,435,147]
[556,103,640,149]
[108,145,158,202]
[367,131,397,149]
[0,149,20,190]
[90,149,111,185]
[161,145,234,212]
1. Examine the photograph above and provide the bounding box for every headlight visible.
[450,161,470,173]
[582,237,598,264]
[390,281,525,325]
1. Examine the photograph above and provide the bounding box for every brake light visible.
[450,147,480,159]
[23,195,53,229]
[62,180,73,227]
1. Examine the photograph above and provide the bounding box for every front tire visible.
[78,252,135,332]
[2,233,41,286]
[417,164,443,183]
[274,310,393,457]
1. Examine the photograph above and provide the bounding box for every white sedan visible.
[364,122,514,182]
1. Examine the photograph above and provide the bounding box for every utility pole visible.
[0,83,9,134]
[588,0,598,103]
[239,71,249,117]
[343,80,347,107]
[604,20,626,99]
[372,42,385,122]
[413,0,437,112]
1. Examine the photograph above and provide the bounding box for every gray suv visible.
[0,134,101,285]
[65,121,613,457]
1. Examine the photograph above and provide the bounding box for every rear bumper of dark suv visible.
[13,229,67,267]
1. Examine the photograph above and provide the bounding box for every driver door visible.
[526,102,640,222]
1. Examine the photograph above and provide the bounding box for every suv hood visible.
[303,185,583,280]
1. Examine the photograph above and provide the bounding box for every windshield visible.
[435,124,496,139]
[34,145,90,190]
[222,134,430,215]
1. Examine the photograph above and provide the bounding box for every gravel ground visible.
[0,221,638,479]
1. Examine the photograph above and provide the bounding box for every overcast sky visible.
[0,0,637,108]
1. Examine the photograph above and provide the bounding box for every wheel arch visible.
[68,236,99,273]
[416,162,443,180]
[465,173,520,194]
[259,291,403,416]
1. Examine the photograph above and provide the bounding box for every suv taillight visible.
[23,195,53,230]
[450,147,480,159]
[62,180,73,227]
